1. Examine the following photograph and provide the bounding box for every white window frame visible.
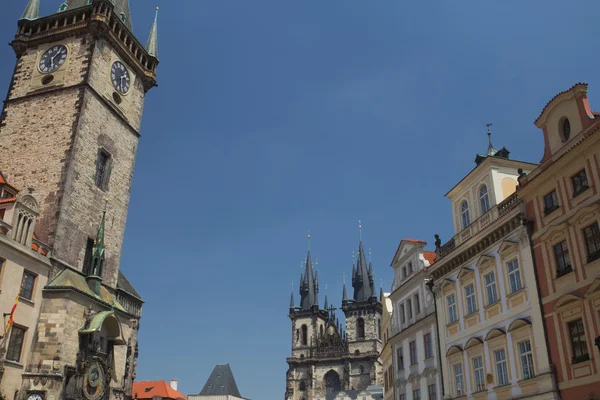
[465,283,477,315]
[479,184,490,214]
[447,294,457,324]
[518,340,535,380]
[453,362,464,397]
[507,258,522,293]
[473,355,485,392]
[494,348,509,386]
[461,200,470,229]
[484,272,498,305]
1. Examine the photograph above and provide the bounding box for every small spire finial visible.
[307,230,311,251]
[358,220,362,241]
[145,6,159,59]
[352,251,355,264]
[485,123,497,156]
[369,248,372,262]
[380,278,383,290]
[343,272,346,285]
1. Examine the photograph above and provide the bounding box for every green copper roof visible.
[145,7,159,60]
[65,0,133,31]
[79,310,114,333]
[21,0,40,20]
[47,269,126,312]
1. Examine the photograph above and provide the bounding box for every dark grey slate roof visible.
[199,364,242,397]
[117,271,142,301]
[65,0,133,31]
[299,250,317,310]
[352,241,374,302]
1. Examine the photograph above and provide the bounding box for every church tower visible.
[0,1,158,399]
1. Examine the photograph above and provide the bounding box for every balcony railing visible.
[438,193,521,259]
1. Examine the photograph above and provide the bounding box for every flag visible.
[4,275,26,336]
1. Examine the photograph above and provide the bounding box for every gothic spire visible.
[21,0,40,20]
[290,291,295,309]
[65,0,133,31]
[324,294,329,310]
[299,250,317,310]
[146,7,159,60]
[352,240,374,302]
[342,283,348,303]
[485,123,497,156]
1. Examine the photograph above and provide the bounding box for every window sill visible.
[587,251,600,264]
[446,319,459,328]
[543,206,559,216]
[507,287,526,299]
[18,296,35,307]
[465,310,479,317]
[4,359,24,369]
[573,186,590,198]
[571,355,591,365]
[484,300,501,309]
[555,266,574,279]
[494,383,511,389]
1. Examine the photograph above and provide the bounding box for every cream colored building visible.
[429,135,560,399]
[381,291,393,400]
[0,173,51,399]
[388,240,440,400]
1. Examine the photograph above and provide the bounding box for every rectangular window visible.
[507,258,522,293]
[473,355,485,392]
[424,333,433,359]
[572,169,589,196]
[518,340,535,380]
[427,384,436,400]
[553,240,572,277]
[413,389,421,400]
[399,395,406,400]
[568,319,589,363]
[453,363,464,397]
[20,271,36,301]
[447,294,457,324]
[415,293,420,314]
[543,190,559,215]
[95,148,112,191]
[494,348,509,386]
[407,299,413,320]
[397,347,404,371]
[409,340,417,365]
[408,262,413,274]
[402,266,407,279]
[484,272,498,305]
[400,304,405,324]
[6,325,26,362]
[82,238,95,276]
[583,223,600,261]
[465,283,477,315]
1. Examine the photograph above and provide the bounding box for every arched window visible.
[479,185,490,214]
[460,200,470,229]
[324,370,341,395]
[320,325,324,338]
[357,318,365,339]
[301,325,307,345]
[562,118,571,141]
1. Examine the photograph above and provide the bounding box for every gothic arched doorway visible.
[324,370,341,395]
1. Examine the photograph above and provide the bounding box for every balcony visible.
[438,193,521,259]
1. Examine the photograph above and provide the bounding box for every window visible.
[407,299,413,320]
[494,348,509,386]
[447,294,457,324]
[554,240,572,277]
[484,272,498,305]
[357,318,365,339]
[397,347,404,371]
[20,271,36,301]
[400,304,405,324]
[95,148,112,191]
[301,325,307,345]
[428,384,436,400]
[415,293,420,314]
[461,200,470,229]
[507,258,522,293]
[409,340,417,365]
[399,395,406,400]
[6,325,26,362]
[572,169,589,196]
[562,118,571,141]
[479,185,490,214]
[82,237,95,276]
[424,333,433,359]
[568,319,589,363]
[453,363,464,397]
[408,262,413,274]
[518,340,535,380]
[583,222,600,261]
[402,266,407,279]
[543,190,559,215]
[465,283,477,315]
[413,389,421,400]
[473,355,485,392]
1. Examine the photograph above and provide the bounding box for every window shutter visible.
[102,156,113,191]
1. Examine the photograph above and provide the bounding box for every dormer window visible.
[561,118,571,141]
[479,185,490,214]
[460,200,470,229]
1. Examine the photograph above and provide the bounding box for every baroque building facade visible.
[387,239,439,400]
[0,0,158,399]
[286,239,383,400]
[380,292,393,400]
[429,135,559,399]
[517,83,600,399]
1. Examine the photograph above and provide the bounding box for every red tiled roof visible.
[132,381,186,400]
[423,251,436,265]
[0,198,16,204]
[403,238,426,244]
[535,82,588,124]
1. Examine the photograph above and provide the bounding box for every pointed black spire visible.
[324,295,329,310]
[299,250,317,310]
[379,287,384,300]
[342,283,348,303]
[290,291,295,309]
[353,240,374,302]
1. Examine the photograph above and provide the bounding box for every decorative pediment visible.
[573,206,599,227]
[498,240,518,256]
[554,294,582,311]
[446,345,463,357]
[507,318,532,332]
[464,336,484,350]
[441,278,455,292]
[476,255,495,269]
[16,194,40,214]
[584,278,600,298]
[544,222,569,243]
[484,328,506,341]
[457,267,475,281]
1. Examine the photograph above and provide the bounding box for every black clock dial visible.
[39,45,67,74]
[111,61,131,94]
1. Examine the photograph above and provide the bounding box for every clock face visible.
[27,394,44,400]
[111,61,131,94]
[39,45,67,74]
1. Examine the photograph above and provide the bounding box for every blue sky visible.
[2,1,600,399]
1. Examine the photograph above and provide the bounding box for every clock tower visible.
[0,0,158,399]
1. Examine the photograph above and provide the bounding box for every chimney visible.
[170,379,178,391]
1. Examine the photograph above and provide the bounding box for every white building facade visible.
[388,239,440,400]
